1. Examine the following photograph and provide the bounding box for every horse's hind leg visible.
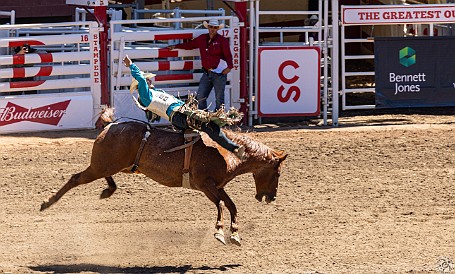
[100,176,117,199]
[40,166,102,211]
[219,188,240,246]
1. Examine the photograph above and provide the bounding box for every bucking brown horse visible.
[40,109,287,246]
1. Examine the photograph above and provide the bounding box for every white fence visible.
[0,21,102,133]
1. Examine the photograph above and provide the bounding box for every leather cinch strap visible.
[164,130,201,189]
[131,129,151,173]
[163,133,200,153]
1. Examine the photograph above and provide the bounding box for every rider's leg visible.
[170,112,189,130]
[172,112,245,159]
[200,122,239,153]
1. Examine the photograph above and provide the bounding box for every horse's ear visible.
[279,153,288,163]
[273,150,287,163]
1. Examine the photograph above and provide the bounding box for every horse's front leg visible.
[219,188,240,246]
[201,182,226,245]
[214,200,225,244]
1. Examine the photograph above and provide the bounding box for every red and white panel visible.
[258,47,320,117]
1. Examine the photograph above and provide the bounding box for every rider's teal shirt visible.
[130,63,184,119]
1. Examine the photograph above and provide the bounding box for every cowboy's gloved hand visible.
[123,55,132,67]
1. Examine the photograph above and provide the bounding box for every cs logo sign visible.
[258,47,320,116]
[277,60,301,103]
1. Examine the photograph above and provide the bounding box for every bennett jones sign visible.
[258,47,320,117]
[375,36,455,108]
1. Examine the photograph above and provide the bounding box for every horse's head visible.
[253,151,287,203]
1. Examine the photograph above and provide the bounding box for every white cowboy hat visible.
[130,73,156,93]
[203,19,224,30]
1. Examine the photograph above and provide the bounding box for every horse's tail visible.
[95,107,115,128]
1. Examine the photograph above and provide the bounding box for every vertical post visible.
[136,0,145,19]
[89,21,102,120]
[323,0,328,125]
[248,0,255,126]
[10,10,15,25]
[253,0,259,126]
[235,1,249,125]
[207,0,214,10]
[162,0,170,11]
[94,5,109,105]
[331,0,339,126]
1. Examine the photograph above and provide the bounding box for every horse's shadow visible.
[29,263,242,273]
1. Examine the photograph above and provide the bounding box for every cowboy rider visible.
[123,55,245,160]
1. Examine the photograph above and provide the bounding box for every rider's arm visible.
[130,64,148,92]
[124,56,149,97]
[130,63,152,106]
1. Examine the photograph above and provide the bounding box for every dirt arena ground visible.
[1,110,455,274]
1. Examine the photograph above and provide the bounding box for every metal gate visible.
[248,0,339,126]
[0,21,102,133]
[109,15,241,123]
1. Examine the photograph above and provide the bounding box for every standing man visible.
[167,18,233,111]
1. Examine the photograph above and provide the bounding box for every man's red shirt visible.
[174,33,233,70]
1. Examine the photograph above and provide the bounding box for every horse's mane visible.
[223,129,282,162]
[95,107,115,128]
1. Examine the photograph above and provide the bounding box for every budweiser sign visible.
[0,100,70,126]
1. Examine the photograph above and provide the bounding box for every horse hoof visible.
[40,202,48,211]
[100,189,113,199]
[214,232,226,245]
[230,233,241,246]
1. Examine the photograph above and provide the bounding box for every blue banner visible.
[375,36,455,108]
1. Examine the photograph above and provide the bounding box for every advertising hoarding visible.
[258,47,320,117]
[375,36,455,108]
